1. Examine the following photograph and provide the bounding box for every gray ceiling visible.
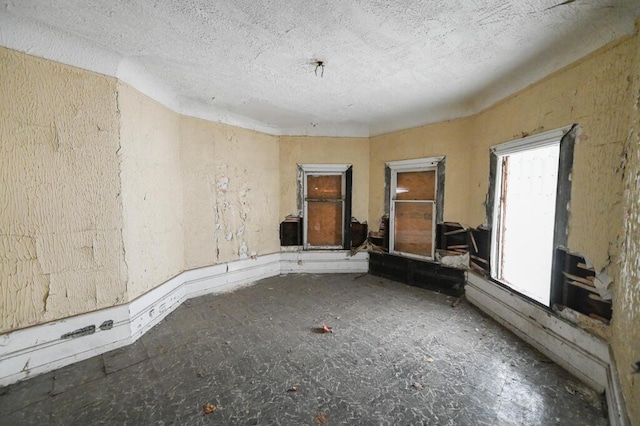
[1,0,638,136]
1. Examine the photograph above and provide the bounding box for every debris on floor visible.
[451,294,464,308]
[203,403,216,414]
[424,356,435,363]
[350,239,385,255]
[314,411,328,424]
[553,304,611,341]
[0,274,609,425]
[287,386,298,392]
[412,382,424,390]
[311,323,334,334]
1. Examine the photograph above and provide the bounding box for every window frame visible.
[486,125,577,307]
[298,163,352,250]
[386,156,445,261]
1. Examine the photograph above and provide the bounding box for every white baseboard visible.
[0,251,363,387]
[465,272,610,391]
[7,252,626,423]
[184,254,281,299]
[0,253,282,387]
[280,250,369,274]
[605,347,631,426]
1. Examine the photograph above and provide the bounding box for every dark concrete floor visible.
[0,273,608,425]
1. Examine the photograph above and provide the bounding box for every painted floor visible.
[0,273,608,425]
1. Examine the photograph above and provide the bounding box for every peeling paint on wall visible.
[118,82,184,300]
[181,116,280,269]
[0,47,127,333]
[368,33,640,423]
[611,24,640,423]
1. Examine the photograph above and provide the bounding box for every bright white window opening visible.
[300,164,350,249]
[491,130,562,306]
[388,157,443,260]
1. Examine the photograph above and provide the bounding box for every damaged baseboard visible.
[0,251,367,387]
[465,272,610,391]
[0,253,282,387]
[0,304,133,389]
[465,272,633,423]
[605,347,631,426]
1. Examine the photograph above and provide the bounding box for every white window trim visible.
[387,156,443,260]
[489,128,567,298]
[490,127,570,156]
[299,163,350,250]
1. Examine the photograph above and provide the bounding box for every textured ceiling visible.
[1,1,639,136]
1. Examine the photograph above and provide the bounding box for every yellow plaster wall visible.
[0,47,127,333]
[368,120,473,227]
[613,26,640,424]
[181,117,280,269]
[117,83,184,300]
[368,33,640,421]
[468,36,637,274]
[279,136,370,223]
[469,36,640,420]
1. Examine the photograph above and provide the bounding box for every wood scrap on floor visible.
[451,294,465,308]
[350,239,385,256]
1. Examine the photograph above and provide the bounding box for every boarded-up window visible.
[305,173,344,247]
[299,164,351,249]
[307,175,342,199]
[388,159,442,259]
[396,171,436,200]
[307,201,342,246]
[394,201,434,255]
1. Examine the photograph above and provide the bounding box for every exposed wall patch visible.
[99,320,113,330]
[61,325,96,339]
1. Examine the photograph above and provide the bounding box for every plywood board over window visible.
[394,202,434,255]
[307,201,342,246]
[386,157,445,260]
[396,171,436,200]
[298,164,352,250]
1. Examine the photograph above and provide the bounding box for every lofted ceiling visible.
[1,0,639,137]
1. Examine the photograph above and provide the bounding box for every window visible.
[298,164,352,249]
[488,126,575,306]
[386,157,445,260]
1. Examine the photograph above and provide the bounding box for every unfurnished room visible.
[1,1,639,425]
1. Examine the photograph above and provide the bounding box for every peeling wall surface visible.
[467,37,638,275]
[118,83,185,300]
[370,35,637,272]
[0,47,127,333]
[279,136,370,223]
[613,27,640,423]
[2,26,640,423]
[368,121,473,226]
[368,33,640,421]
[181,117,280,269]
